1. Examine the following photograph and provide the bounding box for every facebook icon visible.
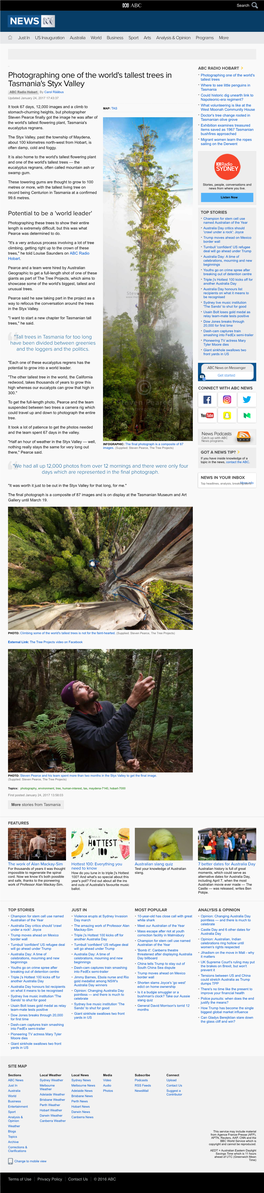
[203,395,212,405]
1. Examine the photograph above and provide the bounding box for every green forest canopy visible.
[8,506,193,630]
[103,122,192,442]
[8,648,193,773]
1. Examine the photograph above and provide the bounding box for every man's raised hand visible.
[127,671,155,709]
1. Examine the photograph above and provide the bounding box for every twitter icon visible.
[243,396,251,404]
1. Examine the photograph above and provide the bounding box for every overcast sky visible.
[103,116,193,362]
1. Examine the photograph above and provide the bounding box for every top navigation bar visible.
[2,30,263,42]
[1,8,264,33]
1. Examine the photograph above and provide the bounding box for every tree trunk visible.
[123,651,134,701]
[8,597,164,632]
[23,508,45,533]
[35,652,48,715]
[45,652,50,695]
[159,652,180,766]
[95,509,100,553]
[105,507,193,589]
[147,652,164,754]
[133,364,147,433]
[159,714,174,767]
[66,507,82,543]
[133,127,148,434]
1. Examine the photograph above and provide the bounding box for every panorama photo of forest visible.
[103,116,193,442]
[8,648,193,774]
[8,505,193,631]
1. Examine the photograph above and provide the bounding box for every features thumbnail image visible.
[71,827,130,861]
[198,828,256,861]
[103,116,193,442]
[8,827,66,861]
[8,505,193,632]
[135,826,193,862]
[8,647,193,774]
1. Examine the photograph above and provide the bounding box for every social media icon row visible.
[198,392,256,409]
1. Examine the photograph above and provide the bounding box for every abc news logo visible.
[8,15,56,28]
